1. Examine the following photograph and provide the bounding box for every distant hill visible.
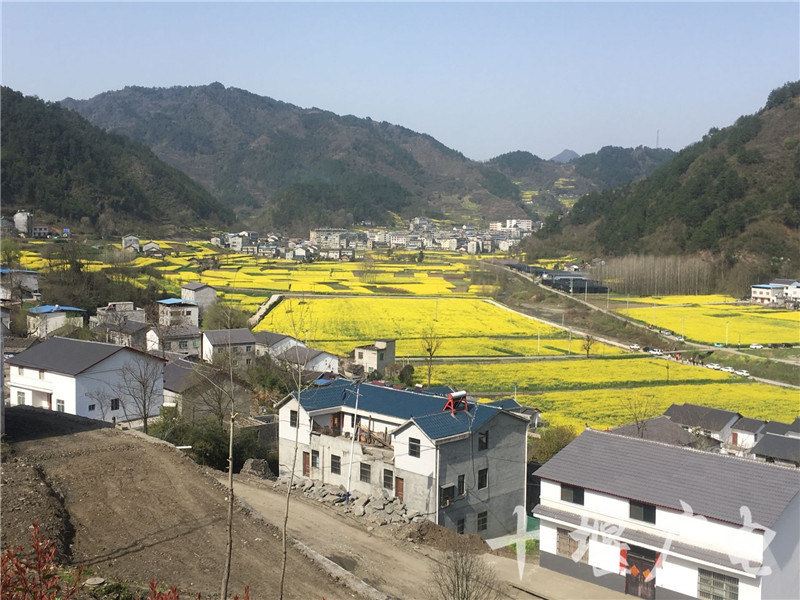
[550,149,580,163]
[537,81,800,272]
[487,146,674,219]
[1,87,233,235]
[60,83,529,233]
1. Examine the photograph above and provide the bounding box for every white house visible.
[6,337,165,426]
[274,345,338,375]
[27,305,86,339]
[89,301,146,328]
[277,380,528,539]
[1,268,40,301]
[146,324,202,357]
[350,340,396,375]
[664,403,741,448]
[157,298,199,328]
[750,284,785,305]
[534,429,800,600]
[121,234,140,252]
[253,330,304,358]
[180,282,217,317]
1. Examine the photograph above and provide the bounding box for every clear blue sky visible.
[2,2,798,161]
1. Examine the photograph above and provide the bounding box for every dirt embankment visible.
[1,406,350,599]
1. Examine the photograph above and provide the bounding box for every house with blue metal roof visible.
[276,380,528,539]
[26,305,86,339]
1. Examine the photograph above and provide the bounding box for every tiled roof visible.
[6,337,142,375]
[295,380,451,421]
[182,282,213,291]
[610,416,698,446]
[276,346,330,366]
[535,429,800,528]
[203,329,255,345]
[664,403,740,432]
[92,320,150,335]
[762,420,792,436]
[487,398,521,410]
[411,403,501,440]
[253,331,292,346]
[752,434,800,464]
[414,385,455,397]
[731,417,766,434]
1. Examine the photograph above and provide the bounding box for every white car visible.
[734,369,750,377]
[721,366,735,374]
[649,348,663,356]
[749,344,764,350]
[629,344,641,351]
[706,363,721,370]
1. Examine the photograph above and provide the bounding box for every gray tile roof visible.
[664,403,740,432]
[203,328,255,346]
[731,417,766,434]
[91,320,150,335]
[253,330,291,346]
[276,346,328,366]
[535,429,800,528]
[762,420,792,436]
[610,416,698,446]
[7,337,130,375]
[182,282,213,291]
[752,434,800,464]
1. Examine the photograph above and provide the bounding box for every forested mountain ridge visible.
[532,81,800,275]
[1,87,234,235]
[60,83,529,232]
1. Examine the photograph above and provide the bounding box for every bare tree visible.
[421,324,442,387]
[85,388,116,421]
[359,255,378,284]
[426,539,501,600]
[581,334,596,358]
[183,360,251,426]
[625,394,655,438]
[111,354,163,434]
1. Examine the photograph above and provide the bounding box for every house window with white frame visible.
[360,463,371,483]
[556,527,588,563]
[477,511,488,532]
[88,404,96,412]
[111,398,120,411]
[331,454,341,475]
[457,474,465,496]
[56,399,65,413]
[311,450,319,469]
[409,438,421,458]
[383,469,393,490]
[289,410,298,428]
[698,568,738,600]
[630,500,656,524]
[16,391,25,404]
[561,483,584,505]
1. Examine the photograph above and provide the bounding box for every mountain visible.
[60,83,529,233]
[487,146,675,219]
[550,149,580,163]
[537,81,800,269]
[1,87,234,236]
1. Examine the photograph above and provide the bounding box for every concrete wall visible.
[762,492,800,600]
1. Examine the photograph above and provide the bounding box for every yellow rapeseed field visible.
[621,294,738,306]
[623,304,800,345]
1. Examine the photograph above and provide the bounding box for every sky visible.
[2,2,798,161]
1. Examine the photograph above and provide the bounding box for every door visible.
[302,452,310,477]
[331,412,342,435]
[395,477,404,502]
[624,546,656,600]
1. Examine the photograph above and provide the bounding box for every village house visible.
[253,330,304,358]
[92,319,150,351]
[750,284,785,305]
[146,324,202,357]
[201,328,256,369]
[180,282,218,317]
[1,268,40,302]
[346,339,396,377]
[534,429,800,600]
[157,298,199,328]
[610,416,699,448]
[27,305,86,339]
[89,301,147,329]
[277,380,528,539]
[663,403,741,449]
[6,337,165,425]
[121,234,140,253]
[162,357,252,422]
[274,345,339,376]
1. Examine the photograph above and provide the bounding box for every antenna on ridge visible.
[656,129,660,149]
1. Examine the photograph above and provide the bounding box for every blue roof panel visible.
[158,298,198,305]
[27,305,85,314]
[413,404,501,440]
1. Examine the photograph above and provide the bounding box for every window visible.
[557,528,588,563]
[457,518,465,534]
[331,455,341,475]
[311,450,319,469]
[561,484,584,505]
[17,367,23,376]
[698,568,738,600]
[477,511,488,532]
[164,341,172,350]
[409,438,421,458]
[378,352,384,361]
[290,410,298,428]
[360,463,371,483]
[630,500,656,524]
[39,370,45,380]
[246,345,252,352]
[179,340,188,349]
[478,431,489,450]
[56,399,65,413]
[16,391,25,404]
[193,339,200,347]
[457,474,465,496]
[357,351,364,359]
[478,468,488,490]
[111,398,120,411]
[383,469,394,490]
[246,359,252,366]
[88,404,96,412]
[440,485,455,508]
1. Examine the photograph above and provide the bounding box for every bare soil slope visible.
[1,406,348,599]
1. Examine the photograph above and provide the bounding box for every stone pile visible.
[275,475,427,526]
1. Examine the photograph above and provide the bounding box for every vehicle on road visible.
[734,369,750,377]
[629,344,641,351]
[660,329,673,336]
[713,342,724,348]
[649,348,664,356]
[721,366,735,374]
[706,363,721,370]
[750,344,764,349]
